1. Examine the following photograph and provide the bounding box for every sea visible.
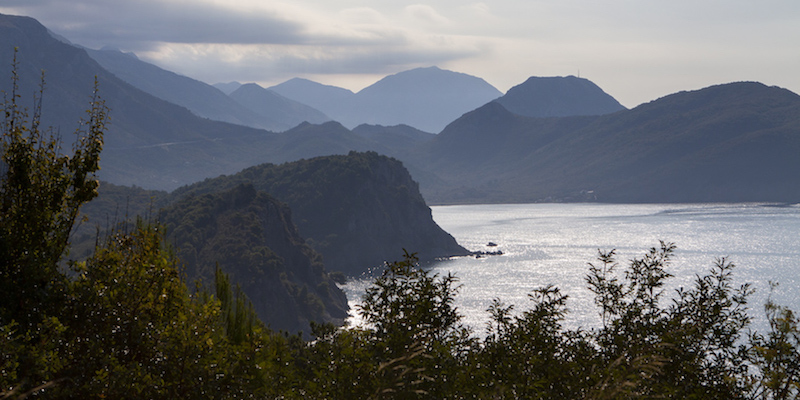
[342,203,800,335]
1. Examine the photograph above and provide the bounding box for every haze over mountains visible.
[84,48,299,131]
[3,11,799,206]
[227,82,330,130]
[270,67,503,133]
[414,81,800,203]
[85,44,504,134]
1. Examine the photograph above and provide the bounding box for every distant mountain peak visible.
[236,82,264,90]
[634,81,800,114]
[359,66,500,96]
[212,81,242,94]
[495,75,626,118]
[228,83,330,130]
[269,67,502,132]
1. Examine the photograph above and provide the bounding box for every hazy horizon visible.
[1,1,798,108]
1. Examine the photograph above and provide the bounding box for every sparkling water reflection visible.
[343,203,800,334]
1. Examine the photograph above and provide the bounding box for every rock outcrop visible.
[172,151,470,275]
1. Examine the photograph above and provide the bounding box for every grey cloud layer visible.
[3,0,304,48]
[4,0,798,105]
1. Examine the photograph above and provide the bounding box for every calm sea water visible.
[342,203,800,334]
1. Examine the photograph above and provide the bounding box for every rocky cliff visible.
[172,151,470,275]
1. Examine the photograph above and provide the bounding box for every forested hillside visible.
[171,151,469,275]
[159,184,348,333]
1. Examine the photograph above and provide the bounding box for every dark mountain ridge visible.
[7,13,797,207]
[0,13,290,191]
[494,75,627,118]
[416,81,800,204]
[1,14,428,192]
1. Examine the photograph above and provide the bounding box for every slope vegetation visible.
[416,82,800,203]
[171,152,469,275]
[159,184,348,333]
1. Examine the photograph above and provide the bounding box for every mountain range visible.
[270,67,503,133]
[3,11,799,206]
[414,81,800,203]
[83,44,506,134]
[227,82,330,130]
[84,47,305,132]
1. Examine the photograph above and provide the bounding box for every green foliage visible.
[0,51,107,327]
[586,242,753,398]
[63,222,227,398]
[358,251,473,399]
[215,265,257,345]
[750,283,800,400]
[159,183,347,333]
[475,285,595,399]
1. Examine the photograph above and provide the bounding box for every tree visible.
[586,242,753,398]
[0,51,107,327]
[0,53,107,396]
[476,286,595,399]
[60,222,244,398]
[358,251,472,398]
[750,283,800,400]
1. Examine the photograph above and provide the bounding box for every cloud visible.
[1,0,305,50]
[141,32,488,87]
[404,5,451,26]
[3,0,797,106]
[337,7,389,25]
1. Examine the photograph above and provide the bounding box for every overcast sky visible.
[2,0,799,108]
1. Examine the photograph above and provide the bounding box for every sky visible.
[1,0,799,108]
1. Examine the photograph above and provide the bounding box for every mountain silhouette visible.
[169,152,469,275]
[415,82,800,203]
[0,13,291,190]
[269,77,355,117]
[213,81,242,95]
[228,83,330,131]
[271,67,503,132]
[85,47,291,130]
[6,13,798,205]
[494,75,626,117]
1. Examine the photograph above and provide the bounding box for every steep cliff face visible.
[172,152,470,275]
[159,184,348,333]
